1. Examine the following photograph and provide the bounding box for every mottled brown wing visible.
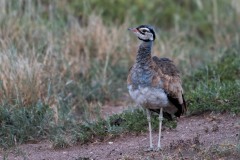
[152,57,180,76]
[152,56,187,115]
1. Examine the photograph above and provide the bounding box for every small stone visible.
[212,124,219,132]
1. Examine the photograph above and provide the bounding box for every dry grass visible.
[0,52,44,106]
[63,15,133,79]
[0,2,162,109]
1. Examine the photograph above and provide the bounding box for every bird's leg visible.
[146,109,153,151]
[157,107,163,151]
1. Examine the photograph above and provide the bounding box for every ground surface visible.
[1,110,240,160]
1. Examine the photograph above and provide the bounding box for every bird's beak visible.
[128,27,138,33]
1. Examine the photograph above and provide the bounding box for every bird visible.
[127,25,187,151]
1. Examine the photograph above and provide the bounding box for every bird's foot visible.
[155,147,162,152]
[144,147,154,152]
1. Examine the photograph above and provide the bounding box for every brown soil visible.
[1,111,240,160]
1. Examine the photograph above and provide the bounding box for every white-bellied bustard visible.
[127,25,187,151]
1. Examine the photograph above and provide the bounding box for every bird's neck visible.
[136,41,153,65]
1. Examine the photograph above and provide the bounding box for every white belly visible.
[128,85,169,109]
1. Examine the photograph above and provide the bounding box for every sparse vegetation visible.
[185,46,240,114]
[49,108,177,148]
[0,1,239,159]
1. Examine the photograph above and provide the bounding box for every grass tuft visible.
[0,102,52,148]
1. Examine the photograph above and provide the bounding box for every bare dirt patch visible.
[1,113,240,160]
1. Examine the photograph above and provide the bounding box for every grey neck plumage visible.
[136,41,153,65]
[130,41,153,88]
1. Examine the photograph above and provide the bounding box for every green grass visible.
[0,0,240,151]
[185,44,240,114]
[0,102,52,148]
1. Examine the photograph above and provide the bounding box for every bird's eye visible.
[139,28,150,33]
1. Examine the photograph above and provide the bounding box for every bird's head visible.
[128,25,156,42]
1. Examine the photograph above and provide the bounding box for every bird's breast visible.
[128,85,169,109]
[131,70,153,86]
